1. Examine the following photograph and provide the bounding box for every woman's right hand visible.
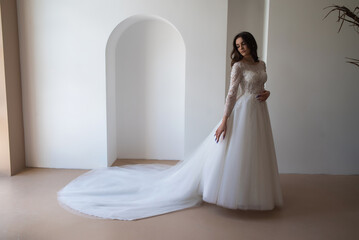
[215,119,227,143]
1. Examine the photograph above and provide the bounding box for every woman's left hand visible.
[256,90,270,102]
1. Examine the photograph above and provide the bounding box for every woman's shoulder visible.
[232,61,243,69]
[260,60,267,71]
[236,59,265,64]
[256,59,265,65]
[233,59,264,68]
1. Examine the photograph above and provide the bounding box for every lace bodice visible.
[224,60,267,117]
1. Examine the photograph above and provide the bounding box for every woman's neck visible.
[242,56,257,64]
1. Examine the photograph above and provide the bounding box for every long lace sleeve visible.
[224,62,242,117]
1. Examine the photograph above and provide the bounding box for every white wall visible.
[115,19,185,161]
[18,0,358,173]
[267,0,359,174]
[17,0,228,168]
[225,0,359,174]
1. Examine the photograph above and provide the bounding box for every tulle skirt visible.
[57,93,283,220]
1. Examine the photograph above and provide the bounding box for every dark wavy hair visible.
[231,32,259,66]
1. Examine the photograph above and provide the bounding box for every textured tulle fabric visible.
[58,144,210,220]
[57,60,283,220]
[201,93,283,210]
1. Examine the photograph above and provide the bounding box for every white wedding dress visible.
[57,60,283,220]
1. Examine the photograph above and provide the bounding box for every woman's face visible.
[236,37,250,57]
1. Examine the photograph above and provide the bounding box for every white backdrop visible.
[17,0,359,174]
[114,18,185,161]
[17,0,227,169]
[266,0,359,174]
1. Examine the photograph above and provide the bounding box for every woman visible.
[201,32,283,210]
[58,32,283,220]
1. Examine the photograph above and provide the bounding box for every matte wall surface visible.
[0,0,25,176]
[0,2,11,176]
[115,19,185,160]
[17,0,228,168]
[17,0,358,173]
[266,0,359,174]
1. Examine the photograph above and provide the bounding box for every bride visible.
[57,31,283,220]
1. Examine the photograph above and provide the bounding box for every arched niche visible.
[106,15,186,166]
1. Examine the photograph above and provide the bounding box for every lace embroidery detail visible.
[224,60,267,117]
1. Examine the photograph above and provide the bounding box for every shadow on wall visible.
[106,15,186,166]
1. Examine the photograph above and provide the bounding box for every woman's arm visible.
[223,62,242,118]
[215,62,242,143]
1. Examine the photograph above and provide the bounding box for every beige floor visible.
[0,160,358,240]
